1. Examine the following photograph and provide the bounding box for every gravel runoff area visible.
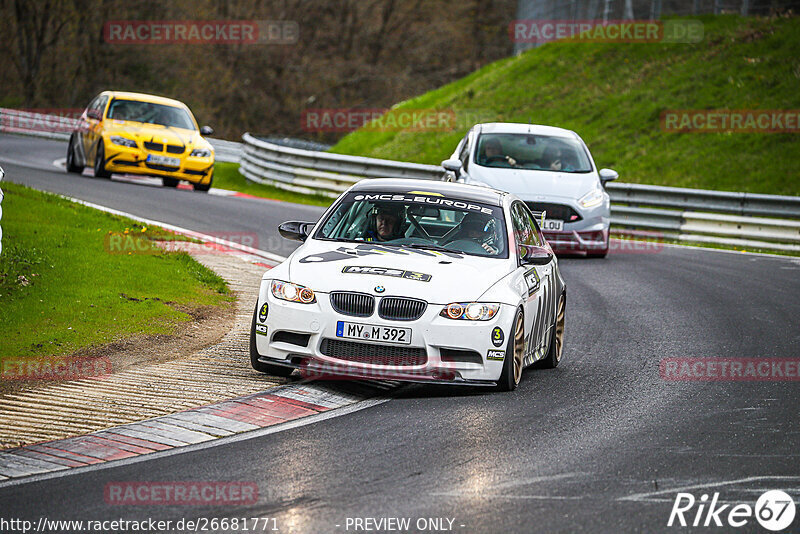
[0,250,284,449]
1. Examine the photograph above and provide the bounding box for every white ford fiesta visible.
[250,178,566,391]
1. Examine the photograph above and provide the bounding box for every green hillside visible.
[331,15,800,196]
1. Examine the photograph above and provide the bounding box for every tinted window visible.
[107,99,196,130]
[475,133,592,173]
[315,191,508,258]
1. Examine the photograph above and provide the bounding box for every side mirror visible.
[441,158,463,174]
[200,125,214,136]
[86,109,102,120]
[278,221,313,242]
[519,245,553,265]
[599,168,618,185]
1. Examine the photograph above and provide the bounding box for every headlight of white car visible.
[579,189,604,208]
[110,135,137,148]
[440,302,500,321]
[271,280,316,304]
[190,148,212,157]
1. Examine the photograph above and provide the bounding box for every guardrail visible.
[239,133,800,252]
[239,133,443,197]
[0,108,242,162]
[0,166,5,256]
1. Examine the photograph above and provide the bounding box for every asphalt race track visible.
[1,134,799,533]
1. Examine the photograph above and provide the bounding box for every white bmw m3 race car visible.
[250,179,566,391]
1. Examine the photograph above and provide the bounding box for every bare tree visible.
[2,0,70,105]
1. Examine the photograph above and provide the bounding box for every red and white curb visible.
[0,381,395,483]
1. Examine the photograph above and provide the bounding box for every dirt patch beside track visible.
[0,252,283,449]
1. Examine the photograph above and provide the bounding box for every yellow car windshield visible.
[107,99,196,130]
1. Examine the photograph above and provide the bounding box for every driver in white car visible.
[447,212,499,255]
[364,204,406,242]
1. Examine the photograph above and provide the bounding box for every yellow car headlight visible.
[110,135,137,148]
[190,148,212,158]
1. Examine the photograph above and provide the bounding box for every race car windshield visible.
[107,99,196,130]
[315,192,509,258]
[475,133,593,173]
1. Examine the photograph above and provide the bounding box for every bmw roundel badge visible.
[374,286,385,293]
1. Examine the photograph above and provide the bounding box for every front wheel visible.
[66,135,84,173]
[193,172,213,192]
[587,234,609,258]
[93,142,111,178]
[497,309,525,392]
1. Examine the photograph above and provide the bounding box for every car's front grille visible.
[378,297,427,321]
[525,202,583,223]
[330,292,375,317]
[166,144,185,154]
[144,141,164,152]
[320,338,427,366]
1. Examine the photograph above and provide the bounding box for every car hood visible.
[284,240,512,303]
[470,167,598,202]
[104,121,210,150]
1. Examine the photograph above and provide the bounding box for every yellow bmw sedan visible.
[66,91,215,191]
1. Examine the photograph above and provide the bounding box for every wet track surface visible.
[1,135,799,533]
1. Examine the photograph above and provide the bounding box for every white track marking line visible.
[619,475,800,502]
[0,397,389,489]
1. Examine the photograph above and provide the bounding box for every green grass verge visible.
[330,15,800,196]
[0,182,232,360]
[213,162,333,207]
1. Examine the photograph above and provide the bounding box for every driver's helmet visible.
[458,212,495,239]
[369,203,407,238]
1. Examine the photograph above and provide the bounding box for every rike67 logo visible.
[669,490,795,531]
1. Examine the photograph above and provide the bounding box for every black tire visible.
[66,135,84,174]
[249,304,294,377]
[93,142,112,178]
[539,293,566,369]
[497,309,525,392]
[587,234,610,258]
[193,172,213,192]
[162,177,179,188]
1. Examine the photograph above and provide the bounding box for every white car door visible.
[510,202,556,365]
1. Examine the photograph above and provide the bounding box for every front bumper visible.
[102,141,214,184]
[544,228,609,254]
[252,287,516,385]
